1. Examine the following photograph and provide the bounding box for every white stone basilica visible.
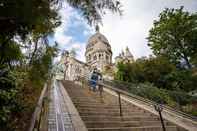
[85,26,112,71]
[56,26,134,80]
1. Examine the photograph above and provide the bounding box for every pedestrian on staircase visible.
[97,71,103,96]
[90,68,99,91]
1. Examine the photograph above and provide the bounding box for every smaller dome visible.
[125,46,133,58]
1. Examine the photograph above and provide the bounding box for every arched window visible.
[99,54,102,59]
[106,55,109,61]
[94,55,97,60]
[88,54,91,61]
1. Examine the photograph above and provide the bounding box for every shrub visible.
[0,67,21,130]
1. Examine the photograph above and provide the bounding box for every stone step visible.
[70,95,100,98]
[81,115,160,122]
[62,81,180,131]
[73,101,130,106]
[71,98,100,101]
[77,108,145,113]
[88,126,177,131]
[74,105,136,110]
[79,104,137,109]
[74,104,137,109]
[85,121,172,128]
[73,101,106,105]
[79,112,153,117]
[78,110,148,115]
[70,96,131,101]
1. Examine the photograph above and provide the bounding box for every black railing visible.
[101,78,197,121]
[79,75,197,131]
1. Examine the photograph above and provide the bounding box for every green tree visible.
[115,56,197,92]
[66,0,122,25]
[0,40,22,67]
[0,0,122,68]
[141,56,176,89]
[147,6,197,69]
[0,1,122,130]
[0,0,121,41]
[115,62,127,81]
[165,69,197,92]
[0,67,19,130]
[29,43,59,86]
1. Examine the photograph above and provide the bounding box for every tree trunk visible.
[29,39,38,65]
[0,37,11,65]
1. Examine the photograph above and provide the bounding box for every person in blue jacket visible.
[90,69,99,91]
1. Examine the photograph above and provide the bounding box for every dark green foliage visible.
[115,56,197,92]
[115,56,197,116]
[0,0,121,40]
[0,0,122,130]
[168,90,196,106]
[0,0,60,39]
[0,67,21,130]
[0,39,22,66]
[147,6,197,69]
[113,6,197,117]
[128,83,175,105]
[66,0,122,25]
[29,44,58,86]
[111,80,197,115]
[164,70,197,91]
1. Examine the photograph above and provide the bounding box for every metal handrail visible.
[103,81,197,120]
[29,83,49,131]
[79,75,197,121]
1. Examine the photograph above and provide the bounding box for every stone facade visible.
[85,29,112,72]
[58,28,134,81]
[61,51,91,81]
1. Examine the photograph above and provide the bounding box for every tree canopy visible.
[147,6,197,69]
[66,0,122,25]
[115,56,197,92]
[115,56,197,116]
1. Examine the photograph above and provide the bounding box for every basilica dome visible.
[86,32,112,54]
[85,28,112,72]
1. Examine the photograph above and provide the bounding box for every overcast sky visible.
[51,0,197,62]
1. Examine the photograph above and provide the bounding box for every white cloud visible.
[53,0,197,63]
[53,2,74,48]
[53,1,93,62]
[67,41,86,61]
[73,43,86,61]
[53,2,87,62]
[99,0,197,60]
[83,30,89,36]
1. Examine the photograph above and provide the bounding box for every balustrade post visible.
[117,92,123,116]
[80,77,83,88]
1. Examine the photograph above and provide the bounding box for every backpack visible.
[91,73,98,81]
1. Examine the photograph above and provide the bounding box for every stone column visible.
[96,53,99,62]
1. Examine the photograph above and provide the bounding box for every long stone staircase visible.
[62,80,187,131]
